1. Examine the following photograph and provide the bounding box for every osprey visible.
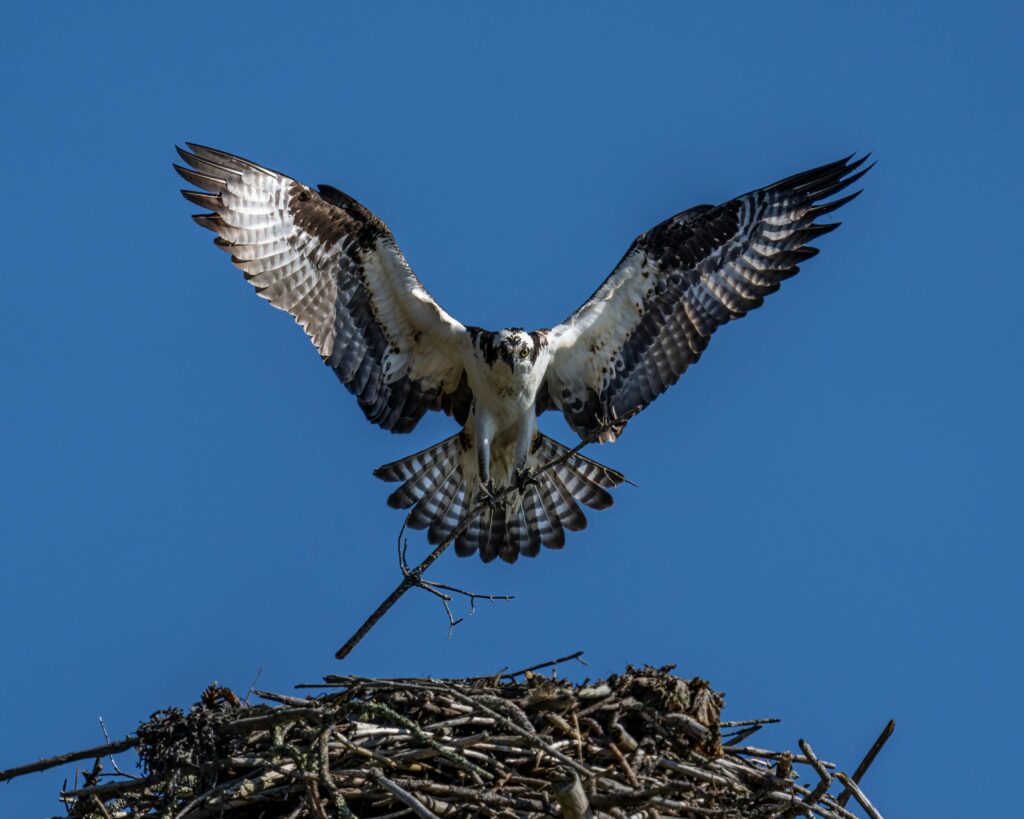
[176,146,869,563]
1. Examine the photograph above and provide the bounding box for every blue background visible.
[2,2,1021,816]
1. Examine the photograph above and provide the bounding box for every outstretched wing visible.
[541,154,871,441]
[175,145,471,433]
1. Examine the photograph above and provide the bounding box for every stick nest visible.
[53,663,881,818]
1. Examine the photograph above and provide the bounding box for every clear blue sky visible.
[2,2,1021,816]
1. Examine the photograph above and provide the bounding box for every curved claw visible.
[513,467,540,493]
[477,478,499,506]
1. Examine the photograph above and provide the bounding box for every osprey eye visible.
[519,347,530,358]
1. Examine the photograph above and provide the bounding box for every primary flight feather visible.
[175,146,870,563]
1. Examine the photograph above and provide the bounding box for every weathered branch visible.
[836,719,894,808]
[500,650,587,680]
[799,739,833,805]
[0,737,137,783]
[369,770,441,819]
[835,772,883,819]
[551,767,594,819]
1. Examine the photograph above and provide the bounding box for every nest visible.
[20,661,886,818]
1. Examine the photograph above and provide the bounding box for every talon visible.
[513,467,539,492]
[478,479,498,505]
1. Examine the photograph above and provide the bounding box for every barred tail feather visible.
[553,460,613,510]
[480,504,508,564]
[373,434,460,483]
[534,436,623,501]
[374,432,626,564]
[373,434,463,510]
[521,484,554,555]
[407,463,461,530]
[537,479,567,550]
[546,471,587,532]
[456,506,490,558]
[507,502,540,559]
[428,479,465,545]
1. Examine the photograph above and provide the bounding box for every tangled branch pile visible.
[32,663,885,818]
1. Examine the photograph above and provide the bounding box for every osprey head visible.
[494,328,540,369]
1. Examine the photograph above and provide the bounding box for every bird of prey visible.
[175,146,869,563]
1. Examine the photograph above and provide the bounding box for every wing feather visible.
[176,145,471,433]
[543,155,871,440]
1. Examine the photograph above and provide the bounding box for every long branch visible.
[0,737,137,783]
[836,719,894,808]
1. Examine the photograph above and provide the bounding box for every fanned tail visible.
[374,433,626,564]
[373,434,467,545]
